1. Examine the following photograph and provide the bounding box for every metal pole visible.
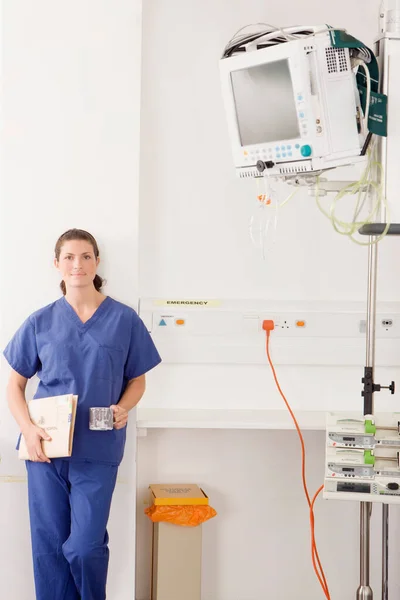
[365,240,378,373]
[356,238,378,600]
[358,502,373,599]
[382,504,389,600]
[376,31,390,600]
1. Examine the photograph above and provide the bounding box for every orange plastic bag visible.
[145,503,217,527]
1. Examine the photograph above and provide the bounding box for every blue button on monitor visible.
[297,95,303,101]
[286,145,291,149]
[295,144,300,149]
[276,154,281,159]
[288,152,293,157]
[282,153,286,157]
[299,112,305,119]
[300,144,312,157]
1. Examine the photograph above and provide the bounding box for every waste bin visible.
[145,483,217,600]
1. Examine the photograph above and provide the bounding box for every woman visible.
[4,228,161,600]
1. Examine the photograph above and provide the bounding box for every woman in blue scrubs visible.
[4,228,161,600]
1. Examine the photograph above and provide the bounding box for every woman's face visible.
[55,240,100,291]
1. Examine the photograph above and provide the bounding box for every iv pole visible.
[357,3,400,597]
[356,240,377,600]
[249,5,397,596]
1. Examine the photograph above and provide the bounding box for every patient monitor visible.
[220,26,367,179]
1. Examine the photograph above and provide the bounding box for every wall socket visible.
[382,318,394,330]
[360,319,395,333]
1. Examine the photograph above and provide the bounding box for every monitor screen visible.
[230,59,300,146]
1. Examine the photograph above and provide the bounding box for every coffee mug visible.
[89,407,114,431]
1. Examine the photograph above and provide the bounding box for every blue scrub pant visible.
[26,459,118,600]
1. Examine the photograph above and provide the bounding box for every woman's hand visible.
[22,424,52,463]
[111,405,128,430]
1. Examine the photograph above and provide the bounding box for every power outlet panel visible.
[139,299,400,366]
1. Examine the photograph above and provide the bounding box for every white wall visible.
[0,2,142,599]
[139,0,400,415]
[138,0,400,599]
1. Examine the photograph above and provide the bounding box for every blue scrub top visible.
[3,296,161,465]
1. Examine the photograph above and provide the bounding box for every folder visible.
[18,394,78,460]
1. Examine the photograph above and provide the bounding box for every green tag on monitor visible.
[358,86,388,137]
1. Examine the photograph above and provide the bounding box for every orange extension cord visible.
[264,326,331,599]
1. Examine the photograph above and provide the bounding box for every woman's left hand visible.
[110,405,129,429]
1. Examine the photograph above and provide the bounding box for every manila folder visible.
[18,394,78,460]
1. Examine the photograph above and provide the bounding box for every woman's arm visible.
[111,374,146,430]
[7,371,32,432]
[6,370,51,462]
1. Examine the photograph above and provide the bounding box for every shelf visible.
[136,408,326,431]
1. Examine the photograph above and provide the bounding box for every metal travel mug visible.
[89,407,114,431]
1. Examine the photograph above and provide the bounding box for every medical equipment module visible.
[220,26,368,179]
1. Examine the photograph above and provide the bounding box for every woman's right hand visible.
[22,425,52,463]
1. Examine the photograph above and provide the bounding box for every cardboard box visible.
[149,483,208,506]
[149,484,204,600]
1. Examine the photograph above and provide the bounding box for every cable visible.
[225,22,298,48]
[266,330,330,599]
[263,325,331,599]
[222,24,346,58]
[280,188,298,208]
[352,59,371,126]
[222,23,302,57]
[249,184,298,255]
[310,486,326,594]
[361,131,373,157]
[314,138,390,246]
